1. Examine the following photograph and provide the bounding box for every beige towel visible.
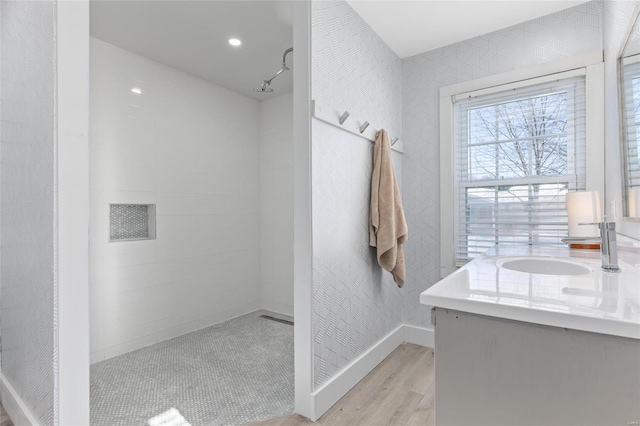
[369,129,408,288]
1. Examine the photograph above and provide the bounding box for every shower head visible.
[254,47,293,93]
[254,82,274,93]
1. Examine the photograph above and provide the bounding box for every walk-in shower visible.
[255,47,293,92]
[88,1,295,424]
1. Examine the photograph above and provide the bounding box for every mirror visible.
[619,6,640,219]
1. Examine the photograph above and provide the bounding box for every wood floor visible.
[251,343,435,426]
[0,403,13,426]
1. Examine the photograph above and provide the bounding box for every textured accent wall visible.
[603,0,640,240]
[0,1,57,424]
[310,0,403,389]
[260,92,294,316]
[311,0,401,138]
[89,38,261,363]
[401,1,604,328]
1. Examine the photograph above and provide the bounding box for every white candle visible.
[566,191,602,237]
[629,187,640,218]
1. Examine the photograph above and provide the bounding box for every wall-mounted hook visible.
[391,137,399,146]
[339,111,350,125]
[359,121,370,133]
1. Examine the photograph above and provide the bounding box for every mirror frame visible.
[618,2,640,221]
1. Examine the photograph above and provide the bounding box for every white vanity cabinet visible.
[421,246,640,425]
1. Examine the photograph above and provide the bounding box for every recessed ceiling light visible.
[131,87,142,95]
[228,38,242,47]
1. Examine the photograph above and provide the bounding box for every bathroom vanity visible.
[421,246,640,425]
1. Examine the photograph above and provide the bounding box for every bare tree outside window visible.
[468,92,568,180]
[459,91,574,260]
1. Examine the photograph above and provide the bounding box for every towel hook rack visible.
[311,100,403,153]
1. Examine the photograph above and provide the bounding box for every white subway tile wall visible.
[259,93,294,316]
[89,38,262,363]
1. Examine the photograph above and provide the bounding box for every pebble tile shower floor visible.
[90,311,294,426]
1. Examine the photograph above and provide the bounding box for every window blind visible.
[621,57,640,190]
[453,75,587,264]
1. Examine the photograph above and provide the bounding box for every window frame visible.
[439,52,605,278]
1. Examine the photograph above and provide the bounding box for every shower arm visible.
[281,47,293,68]
[263,47,293,85]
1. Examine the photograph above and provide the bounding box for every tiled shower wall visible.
[260,92,294,316]
[603,0,640,240]
[310,0,403,388]
[0,1,57,424]
[89,38,262,363]
[401,1,605,328]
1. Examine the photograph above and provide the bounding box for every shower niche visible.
[109,203,156,242]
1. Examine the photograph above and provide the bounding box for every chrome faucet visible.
[577,221,621,273]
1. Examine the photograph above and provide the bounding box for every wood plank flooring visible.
[250,343,435,426]
[0,403,13,426]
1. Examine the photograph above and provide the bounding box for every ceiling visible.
[91,1,593,99]
[346,0,592,58]
[90,1,293,100]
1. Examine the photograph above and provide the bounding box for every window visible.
[440,56,604,274]
[453,76,585,263]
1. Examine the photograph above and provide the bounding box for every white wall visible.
[310,0,403,389]
[260,92,294,316]
[89,38,262,363]
[401,1,605,329]
[292,0,313,417]
[0,1,57,424]
[603,0,640,240]
[57,1,91,423]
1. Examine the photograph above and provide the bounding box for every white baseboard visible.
[403,324,434,348]
[310,324,405,421]
[0,373,39,426]
[309,323,434,421]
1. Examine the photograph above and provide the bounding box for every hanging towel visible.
[369,129,408,288]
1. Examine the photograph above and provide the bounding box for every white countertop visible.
[420,246,640,339]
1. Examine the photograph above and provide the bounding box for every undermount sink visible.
[500,258,592,276]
